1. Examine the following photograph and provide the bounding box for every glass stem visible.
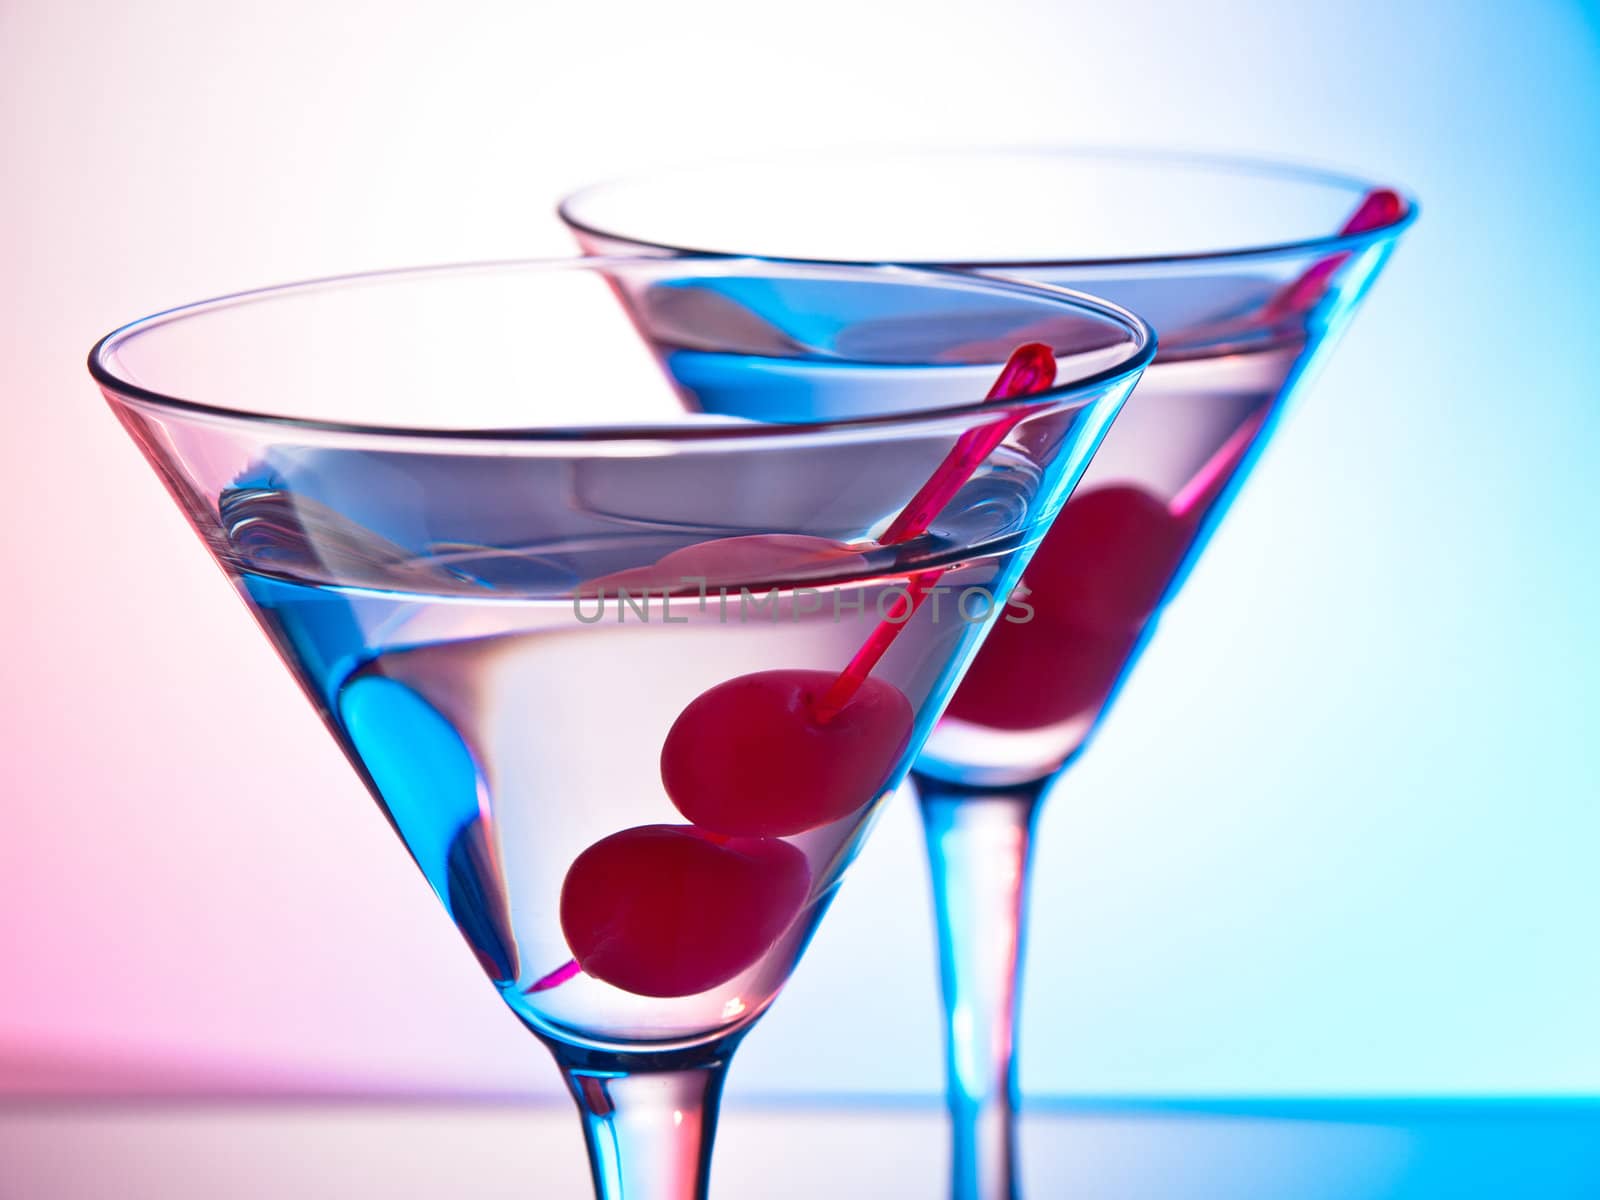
[915,774,1047,1200]
[548,1041,735,1200]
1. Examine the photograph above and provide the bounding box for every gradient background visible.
[1,0,1596,1107]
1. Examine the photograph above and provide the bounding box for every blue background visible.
[733,0,1600,1100]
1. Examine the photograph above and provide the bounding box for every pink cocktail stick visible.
[1265,188,1406,319]
[1169,406,1270,521]
[1167,191,1403,522]
[530,342,1060,996]
[810,570,943,722]
[880,344,1057,545]
[814,343,1058,722]
[527,958,583,993]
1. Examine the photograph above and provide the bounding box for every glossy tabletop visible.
[1,1099,1594,1198]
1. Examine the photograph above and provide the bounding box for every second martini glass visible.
[561,148,1416,1198]
[91,255,1152,1199]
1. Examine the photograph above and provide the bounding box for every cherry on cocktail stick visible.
[949,196,1408,738]
[657,343,1057,833]
[559,825,811,998]
[662,669,915,838]
[549,344,1060,999]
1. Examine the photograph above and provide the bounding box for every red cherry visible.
[559,825,811,998]
[1023,486,1191,634]
[585,534,866,596]
[944,610,1137,731]
[542,342,1075,999]
[941,485,1191,732]
[661,669,913,838]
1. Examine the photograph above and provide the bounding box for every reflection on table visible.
[1,1099,1595,1198]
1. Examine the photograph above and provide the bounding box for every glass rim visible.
[558,145,1419,270]
[89,254,1156,444]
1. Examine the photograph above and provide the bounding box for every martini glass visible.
[560,149,1416,1198]
[90,255,1152,1199]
